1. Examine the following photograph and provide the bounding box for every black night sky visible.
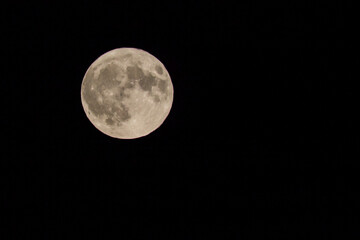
[3,1,360,239]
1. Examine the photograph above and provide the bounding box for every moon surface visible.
[81,48,174,139]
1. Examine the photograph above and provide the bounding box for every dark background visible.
[2,0,360,239]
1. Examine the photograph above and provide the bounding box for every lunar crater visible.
[155,65,163,75]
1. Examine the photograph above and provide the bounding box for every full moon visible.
[80,48,174,139]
